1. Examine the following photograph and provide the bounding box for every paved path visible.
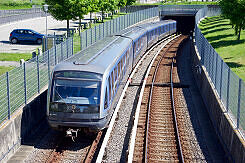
[0,61,19,67]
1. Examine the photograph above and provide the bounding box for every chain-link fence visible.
[79,7,159,51]
[0,8,46,25]
[0,37,73,125]
[0,7,159,125]
[195,7,245,135]
[1,5,243,136]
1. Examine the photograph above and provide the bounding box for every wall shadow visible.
[226,62,244,68]
[202,28,230,35]
[206,34,234,42]
[211,39,245,49]
[200,23,230,31]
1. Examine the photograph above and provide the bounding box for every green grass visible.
[199,16,245,81]
[0,66,15,76]
[0,0,44,10]
[0,53,32,61]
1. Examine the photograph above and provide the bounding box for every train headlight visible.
[82,106,99,113]
[50,103,58,111]
[76,106,99,113]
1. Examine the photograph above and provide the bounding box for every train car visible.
[47,20,177,135]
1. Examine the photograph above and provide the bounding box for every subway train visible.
[47,20,177,134]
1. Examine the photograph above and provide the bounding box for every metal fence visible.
[1,5,243,135]
[79,7,159,51]
[195,7,245,134]
[0,7,159,125]
[0,8,46,25]
[0,37,73,125]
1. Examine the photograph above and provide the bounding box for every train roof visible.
[116,26,147,41]
[53,20,175,76]
[137,20,176,30]
[53,35,131,74]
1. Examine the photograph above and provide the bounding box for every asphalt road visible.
[0,15,92,53]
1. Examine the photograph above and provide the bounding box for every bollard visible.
[32,51,36,58]
[20,59,25,67]
[38,48,42,56]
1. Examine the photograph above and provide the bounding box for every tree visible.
[98,0,110,22]
[87,0,99,28]
[108,0,117,19]
[125,0,136,13]
[45,0,75,35]
[72,0,89,34]
[219,0,245,40]
[117,0,126,13]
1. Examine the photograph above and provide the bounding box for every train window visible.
[134,42,136,54]
[118,62,121,79]
[114,67,118,82]
[120,58,124,74]
[111,71,114,95]
[104,87,108,109]
[109,76,112,100]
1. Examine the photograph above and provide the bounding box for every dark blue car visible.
[9,29,44,44]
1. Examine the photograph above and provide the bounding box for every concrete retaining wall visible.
[191,40,245,163]
[0,89,47,162]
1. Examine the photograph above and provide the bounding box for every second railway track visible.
[131,35,190,162]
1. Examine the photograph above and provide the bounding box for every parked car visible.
[9,29,45,44]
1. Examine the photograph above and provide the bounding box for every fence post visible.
[103,23,105,38]
[37,55,40,93]
[61,42,63,62]
[226,68,230,112]
[72,38,74,56]
[124,14,126,29]
[54,43,57,65]
[110,21,112,35]
[86,30,88,47]
[220,60,223,99]
[48,50,50,81]
[80,31,83,50]
[24,63,27,104]
[6,72,10,119]
[95,26,97,42]
[237,79,242,129]
[91,28,93,45]
[113,19,115,34]
[215,52,218,87]
[53,32,56,47]
[66,39,69,58]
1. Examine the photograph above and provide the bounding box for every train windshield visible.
[51,71,102,105]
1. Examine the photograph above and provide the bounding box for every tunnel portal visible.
[162,15,195,35]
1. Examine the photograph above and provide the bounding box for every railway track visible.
[130,35,188,162]
[96,35,181,162]
[21,129,103,163]
[44,131,103,163]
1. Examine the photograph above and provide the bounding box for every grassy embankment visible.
[0,52,34,75]
[0,0,44,10]
[0,0,44,75]
[199,16,245,81]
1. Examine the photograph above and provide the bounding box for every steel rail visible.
[170,58,185,163]
[144,38,179,163]
[127,34,181,163]
[83,131,103,163]
[96,34,176,163]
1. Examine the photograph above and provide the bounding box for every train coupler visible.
[66,128,80,141]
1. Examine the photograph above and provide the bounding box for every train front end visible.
[47,65,106,132]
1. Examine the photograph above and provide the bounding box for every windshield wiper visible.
[54,88,69,108]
